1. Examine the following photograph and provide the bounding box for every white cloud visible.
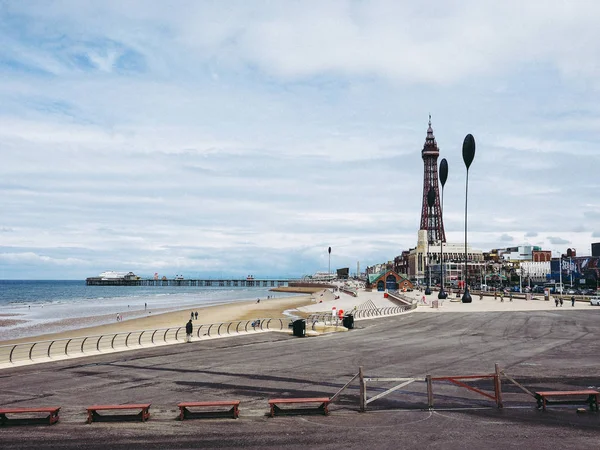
[1,1,600,279]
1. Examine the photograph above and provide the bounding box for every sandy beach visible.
[0,293,318,346]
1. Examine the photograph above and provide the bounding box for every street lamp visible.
[425,187,435,295]
[462,134,476,303]
[438,158,448,300]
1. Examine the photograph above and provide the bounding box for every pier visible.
[85,278,290,287]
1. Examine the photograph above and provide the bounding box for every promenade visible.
[1,289,599,449]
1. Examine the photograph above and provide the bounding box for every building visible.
[408,230,484,285]
[336,268,349,280]
[532,250,552,262]
[520,261,551,283]
[592,243,600,257]
[366,270,414,292]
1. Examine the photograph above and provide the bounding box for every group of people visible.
[555,296,577,307]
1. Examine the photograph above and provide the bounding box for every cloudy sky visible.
[1,1,600,280]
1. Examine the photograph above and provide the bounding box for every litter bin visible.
[292,319,306,337]
[342,314,354,329]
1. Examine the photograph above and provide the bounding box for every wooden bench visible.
[86,403,151,424]
[535,390,599,411]
[177,401,240,420]
[268,397,330,417]
[0,407,60,425]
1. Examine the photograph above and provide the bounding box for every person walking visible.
[571,296,575,307]
[185,319,193,343]
[190,311,194,320]
[559,297,563,307]
[195,311,198,320]
[555,297,559,307]
[509,292,513,302]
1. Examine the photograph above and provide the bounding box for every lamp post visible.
[425,187,435,295]
[438,158,448,299]
[462,134,476,303]
[328,247,332,280]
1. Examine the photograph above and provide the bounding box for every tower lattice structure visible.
[419,117,446,243]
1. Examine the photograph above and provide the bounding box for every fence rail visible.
[1,303,417,366]
[306,303,416,329]
[0,317,291,365]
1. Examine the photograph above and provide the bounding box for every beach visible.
[0,292,318,346]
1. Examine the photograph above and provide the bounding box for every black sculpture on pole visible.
[328,246,332,279]
[438,158,448,299]
[424,188,435,295]
[461,134,476,303]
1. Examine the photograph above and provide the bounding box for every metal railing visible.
[306,303,416,329]
[0,317,291,365]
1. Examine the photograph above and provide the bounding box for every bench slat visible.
[87,403,151,410]
[178,401,240,407]
[536,390,598,396]
[268,398,330,404]
[0,407,60,414]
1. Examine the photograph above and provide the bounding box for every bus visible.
[544,282,565,294]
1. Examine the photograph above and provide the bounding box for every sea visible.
[0,280,297,341]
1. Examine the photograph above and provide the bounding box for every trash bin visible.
[292,319,306,337]
[342,314,354,329]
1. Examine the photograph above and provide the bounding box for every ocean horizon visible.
[0,280,297,341]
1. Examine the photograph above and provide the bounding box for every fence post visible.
[359,366,366,412]
[494,363,503,408]
[426,374,433,409]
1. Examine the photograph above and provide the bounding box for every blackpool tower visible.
[419,116,446,243]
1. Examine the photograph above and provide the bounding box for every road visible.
[1,309,599,449]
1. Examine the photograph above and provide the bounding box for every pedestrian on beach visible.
[560,297,563,307]
[191,311,194,320]
[145,302,147,310]
[185,319,193,343]
[116,314,120,322]
[571,296,575,307]
[195,311,198,320]
[257,298,260,303]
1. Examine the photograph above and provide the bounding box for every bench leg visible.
[141,408,150,422]
[589,395,599,412]
[0,413,6,425]
[87,410,94,424]
[179,407,185,421]
[48,411,59,425]
[232,405,239,419]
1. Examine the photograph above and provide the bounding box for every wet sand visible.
[0,294,317,346]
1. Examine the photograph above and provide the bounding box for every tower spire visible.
[419,117,446,243]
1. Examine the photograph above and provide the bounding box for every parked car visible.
[590,296,600,306]
[532,286,545,294]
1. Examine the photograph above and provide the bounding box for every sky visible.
[1,0,600,280]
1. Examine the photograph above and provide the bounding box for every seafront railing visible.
[0,317,291,365]
[306,303,416,329]
[0,303,418,366]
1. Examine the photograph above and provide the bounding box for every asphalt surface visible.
[1,309,599,449]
